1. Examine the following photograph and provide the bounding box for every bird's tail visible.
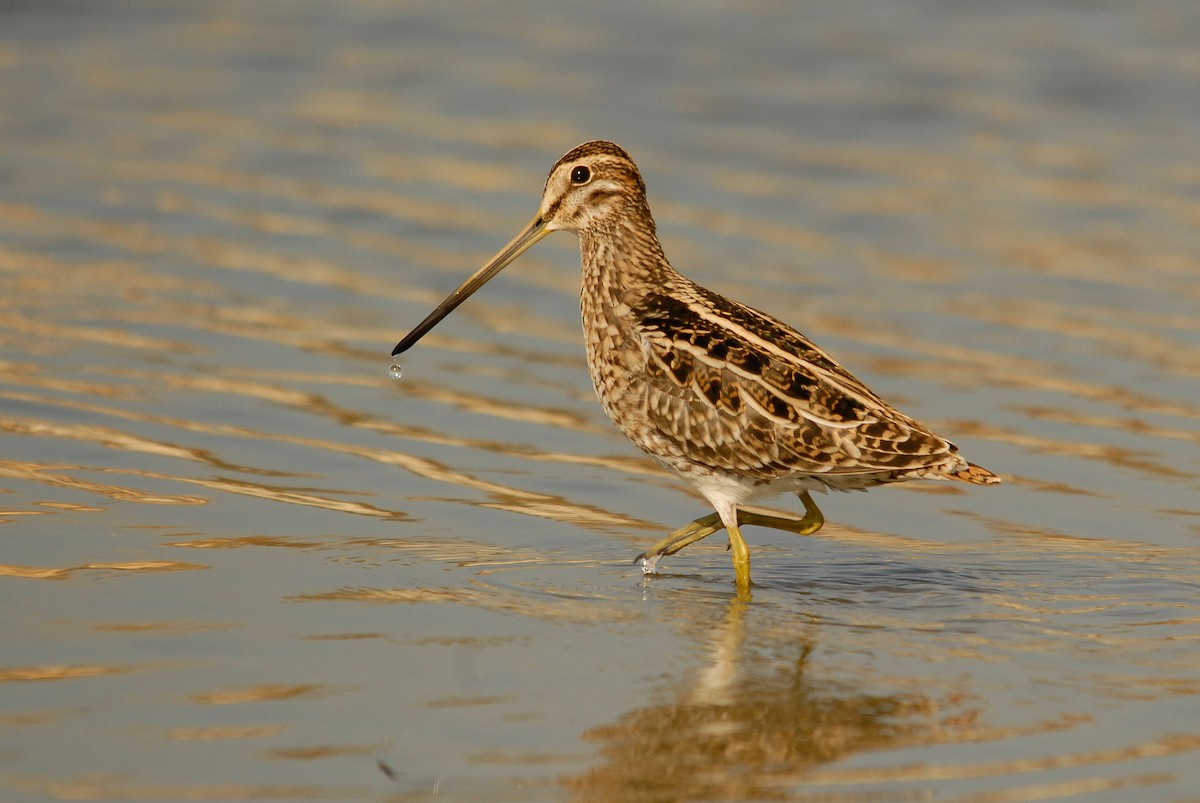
[948,462,1001,485]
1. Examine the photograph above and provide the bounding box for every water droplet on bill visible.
[388,364,403,381]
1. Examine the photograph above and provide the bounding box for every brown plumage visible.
[393,140,999,591]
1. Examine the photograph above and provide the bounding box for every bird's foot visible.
[636,552,663,575]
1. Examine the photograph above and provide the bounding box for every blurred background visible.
[1,1,1198,800]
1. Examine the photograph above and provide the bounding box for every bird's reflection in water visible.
[565,591,956,801]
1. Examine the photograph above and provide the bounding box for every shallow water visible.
[2,1,1199,800]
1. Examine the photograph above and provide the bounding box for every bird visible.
[392,140,999,592]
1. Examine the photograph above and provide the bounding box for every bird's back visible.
[586,270,997,494]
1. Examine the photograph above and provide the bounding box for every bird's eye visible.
[570,165,591,184]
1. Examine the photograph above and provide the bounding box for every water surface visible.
[2,2,1199,800]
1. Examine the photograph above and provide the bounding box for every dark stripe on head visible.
[559,140,632,163]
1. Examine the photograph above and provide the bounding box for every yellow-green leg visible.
[634,511,724,567]
[788,491,826,535]
[635,491,825,573]
[726,519,752,592]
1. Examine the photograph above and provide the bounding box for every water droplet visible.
[388,364,403,381]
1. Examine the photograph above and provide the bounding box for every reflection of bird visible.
[563,596,944,799]
[393,141,999,591]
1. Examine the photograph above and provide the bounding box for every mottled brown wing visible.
[633,286,959,480]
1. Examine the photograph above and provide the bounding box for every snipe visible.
[392,141,999,592]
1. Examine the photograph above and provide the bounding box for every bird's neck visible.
[578,204,678,310]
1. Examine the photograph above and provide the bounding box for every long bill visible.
[391,214,551,356]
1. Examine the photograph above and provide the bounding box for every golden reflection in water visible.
[169,534,331,550]
[0,560,205,581]
[0,710,67,728]
[423,694,516,709]
[0,451,399,521]
[801,734,1200,789]
[9,362,656,479]
[92,620,235,634]
[1,358,661,530]
[21,779,362,801]
[0,664,150,683]
[261,743,381,761]
[564,596,950,801]
[187,683,343,706]
[167,724,285,741]
[289,574,636,627]
[0,458,208,507]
